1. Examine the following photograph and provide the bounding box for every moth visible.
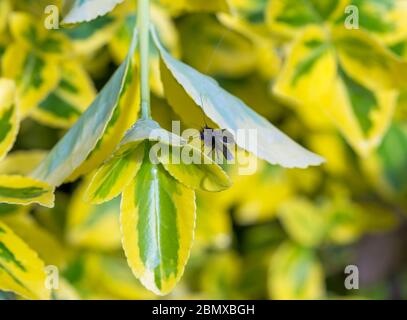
[199,125,235,162]
[197,95,235,162]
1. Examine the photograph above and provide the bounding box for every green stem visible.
[138,0,151,119]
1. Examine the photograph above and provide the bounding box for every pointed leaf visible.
[152,28,324,168]
[266,0,349,38]
[274,26,397,155]
[62,0,124,24]
[121,153,196,295]
[0,175,54,208]
[86,143,144,204]
[1,214,65,267]
[157,144,232,192]
[0,221,50,300]
[0,150,46,176]
[67,180,121,250]
[67,58,140,183]
[268,242,324,300]
[0,79,18,161]
[32,61,96,128]
[31,31,139,186]
[119,119,230,191]
[333,27,407,91]
[278,198,326,247]
[2,45,60,116]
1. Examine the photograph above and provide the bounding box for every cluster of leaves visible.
[0,0,406,300]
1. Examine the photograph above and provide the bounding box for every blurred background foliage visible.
[1,0,407,300]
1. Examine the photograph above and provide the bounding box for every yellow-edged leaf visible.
[0,214,65,267]
[10,12,71,59]
[333,26,407,91]
[67,180,121,250]
[0,150,47,176]
[153,28,324,168]
[0,79,18,161]
[274,26,398,156]
[2,44,60,116]
[178,14,256,77]
[86,143,144,204]
[62,0,124,24]
[121,151,196,295]
[31,61,96,128]
[268,242,325,300]
[0,175,54,208]
[278,198,326,247]
[0,221,50,299]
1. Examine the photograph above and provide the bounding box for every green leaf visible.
[266,0,348,38]
[118,119,231,192]
[278,198,326,247]
[268,242,325,300]
[32,61,96,129]
[119,119,186,149]
[31,29,139,187]
[0,79,18,161]
[333,27,407,91]
[0,221,50,300]
[0,175,54,208]
[62,0,124,24]
[1,214,65,267]
[152,27,324,168]
[2,45,60,116]
[67,181,122,250]
[157,144,232,192]
[85,144,144,204]
[158,0,230,14]
[177,14,256,77]
[274,26,397,156]
[121,148,196,295]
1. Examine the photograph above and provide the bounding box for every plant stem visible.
[138,0,151,119]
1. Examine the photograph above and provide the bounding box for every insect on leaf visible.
[152,27,324,168]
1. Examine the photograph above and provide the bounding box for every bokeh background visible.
[1,0,407,300]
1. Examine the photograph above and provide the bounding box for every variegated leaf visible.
[32,61,96,128]
[152,27,324,168]
[63,0,124,24]
[31,29,139,186]
[268,242,325,300]
[117,119,230,192]
[361,123,407,200]
[9,12,71,59]
[177,14,256,78]
[121,150,196,295]
[333,27,407,91]
[266,0,349,38]
[85,144,144,204]
[67,181,122,250]
[0,214,65,267]
[64,15,119,55]
[0,79,18,161]
[0,150,46,176]
[2,44,60,116]
[157,0,230,14]
[0,221,50,300]
[274,26,397,156]
[157,143,232,192]
[110,3,180,96]
[0,175,54,208]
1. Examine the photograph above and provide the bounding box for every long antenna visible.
[199,94,209,128]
